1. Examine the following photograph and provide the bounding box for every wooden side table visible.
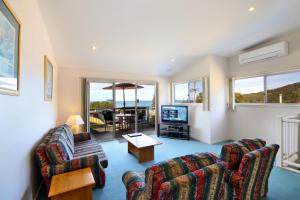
[48,168,95,200]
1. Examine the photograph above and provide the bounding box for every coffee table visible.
[48,168,95,200]
[123,133,162,163]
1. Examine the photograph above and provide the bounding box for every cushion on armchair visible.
[145,152,219,199]
[220,139,266,170]
[158,162,227,200]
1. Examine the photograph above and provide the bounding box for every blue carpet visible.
[92,136,300,200]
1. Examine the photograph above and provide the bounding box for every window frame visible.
[172,78,204,104]
[173,82,190,103]
[232,69,300,106]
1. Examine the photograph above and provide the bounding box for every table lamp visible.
[66,115,84,134]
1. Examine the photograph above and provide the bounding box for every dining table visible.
[115,113,135,131]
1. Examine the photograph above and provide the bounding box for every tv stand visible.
[157,123,190,140]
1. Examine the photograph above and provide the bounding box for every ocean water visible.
[116,100,152,108]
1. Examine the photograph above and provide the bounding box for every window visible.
[233,70,300,104]
[174,80,203,103]
[234,76,264,103]
[189,80,203,103]
[174,82,190,103]
[266,71,300,103]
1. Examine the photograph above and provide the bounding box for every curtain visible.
[228,78,235,111]
[82,78,90,132]
[203,76,210,111]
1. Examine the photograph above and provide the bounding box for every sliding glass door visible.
[136,83,156,133]
[88,82,115,134]
[86,80,157,136]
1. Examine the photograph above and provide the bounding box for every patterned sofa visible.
[35,124,108,190]
[122,152,227,200]
[220,139,279,200]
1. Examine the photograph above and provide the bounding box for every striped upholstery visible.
[46,134,73,164]
[158,162,226,200]
[74,139,108,168]
[74,132,91,142]
[35,124,108,190]
[220,139,266,170]
[122,152,225,200]
[225,144,279,200]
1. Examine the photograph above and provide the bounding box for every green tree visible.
[90,101,113,109]
[195,93,203,103]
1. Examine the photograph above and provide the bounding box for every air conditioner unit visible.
[238,41,288,64]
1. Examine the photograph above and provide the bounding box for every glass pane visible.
[234,76,264,103]
[188,82,194,103]
[89,82,114,134]
[137,84,156,132]
[194,80,203,103]
[115,82,136,133]
[174,82,189,103]
[266,71,300,103]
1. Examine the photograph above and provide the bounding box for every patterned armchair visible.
[220,139,279,200]
[35,124,108,190]
[122,152,227,200]
[220,139,266,171]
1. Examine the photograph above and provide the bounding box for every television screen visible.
[161,105,188,123]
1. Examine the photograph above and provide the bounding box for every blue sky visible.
[90,82,155,102]
[175,81,203,100]
[235,71,300,94]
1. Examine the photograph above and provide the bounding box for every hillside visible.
[235,82,300,103]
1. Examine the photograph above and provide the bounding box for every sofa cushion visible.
[35,133,53,167]
[220,138,266,170]
[74,140,108,168]
[46,134,73,164]
[50,125,75,154]
[144,152,219,200]
[62,124,74,148]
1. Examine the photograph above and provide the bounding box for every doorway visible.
[86,80,157,141]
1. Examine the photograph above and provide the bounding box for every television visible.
[161,105,188,124]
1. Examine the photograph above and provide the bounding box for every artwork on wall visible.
[44,55,53,101]
[0,0,21,95]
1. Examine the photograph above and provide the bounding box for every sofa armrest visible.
[45,154,100,177]
[122,171,145,200]
[74,132,91,142]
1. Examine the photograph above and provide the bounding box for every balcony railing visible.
[281,114,300,173]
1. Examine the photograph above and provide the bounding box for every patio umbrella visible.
[102,83,143,114]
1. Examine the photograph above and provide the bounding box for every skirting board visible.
[190,134,232,145]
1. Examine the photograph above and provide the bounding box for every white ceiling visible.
[38,0,300,77]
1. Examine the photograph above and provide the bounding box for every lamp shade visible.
[66,115,84,126]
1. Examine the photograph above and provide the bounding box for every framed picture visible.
[44,55,53,101]
[0,0,21,95]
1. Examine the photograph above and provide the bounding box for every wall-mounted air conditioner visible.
[238,41,288,64]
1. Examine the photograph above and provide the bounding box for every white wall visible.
[228,31,300,145]
[171,56,229,144]
[209,56,229,143]
[171,57,211,143]
[0,0,58,199]
[57,67,169,125]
